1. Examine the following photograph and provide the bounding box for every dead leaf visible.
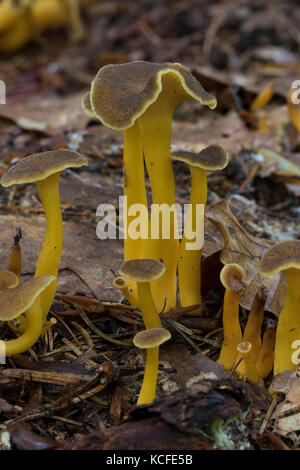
[207,199,284,315]
[0,92,90,136]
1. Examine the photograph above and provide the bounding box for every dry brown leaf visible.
[0,214,123,301]
[0,92,89,135]
[206,199,285,315]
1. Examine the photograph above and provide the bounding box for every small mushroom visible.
[8,228,22,284]
[1,150,88,322]
[0,271,18,290]
[133,327,171,405]
[112,276,136,306]
[1,275,55,355]
[218,263,247,370]
[260,240,300,374]
[30,0,66,32]
[235,289,266,376]
[236,342,260,383]
[119,259,165,329]
[171,145,228,314]
[89,61,216,311]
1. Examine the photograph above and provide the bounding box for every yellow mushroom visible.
[1,150,88,322]
[236,289,266,376]
[119,259,165,330]
[236,342,260,383]
[8,228,22,284]
[218,263,247,370]
[0,0,24,33]
[0,3,32,53]
[260,240,300,374]
[89,61,216,312]
[30,0,66,32]
[133,327,171,405]
[257,320,276,379]
[0,275,55,355]
[171,145,228,314]
[113,276,136,306]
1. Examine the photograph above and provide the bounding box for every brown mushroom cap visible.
[81,92,95,118]
[0,271,19,290]
[237,342,252,354]
[119,259,166,282]
[133,327,171,349]
[1,150,88,187]
[260,240,300,276]
[220,263,247,291]
[171,145,228,171]
[90,61,217,130]
[113,277,126,289]
[0,275,55,321]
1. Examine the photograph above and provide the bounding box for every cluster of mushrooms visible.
[0,0,94,52]
[0,61,299,406]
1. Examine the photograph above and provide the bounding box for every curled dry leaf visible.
[271,370,300,434]
[207,199,285,315]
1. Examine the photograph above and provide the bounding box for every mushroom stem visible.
[137,346,159,405]
[8,236,22,284]
[257,322,275,378]
[138,98,178,313]
[66,0,85,42]
[137,282,162,329]
[3,301,43,355]
[123,122,147,303]
[274,267,300,374]
[178,167,206,314]
[237,291,265,376]
[113,277,136,306]
[218,289,243,370]
[35,173,63,321]
[237,342,260,383]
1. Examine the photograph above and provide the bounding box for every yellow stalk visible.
[137,282,162,330]
[178,167,207,314]
[138,97,178,313]
[3,299,43,355]
[123,122,147,304]
[137,346,159,405]
[218,289,243,370]
[237,343,260,383]
[8,244,21,285]
[274,268,300,374]
[257,323,275,378]
[35,173,63,321]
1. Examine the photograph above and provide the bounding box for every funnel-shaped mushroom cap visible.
[0,275,55,321]
[260,240,300,276]
[171,145,228,171]
[220,263,247,291]
[90,61,217,130]
[119,259,166,282]
[237,342,252,354]
[81,92,95,118]
[133,328,171,349]
[0,271,18,290]
[1,150,88,187]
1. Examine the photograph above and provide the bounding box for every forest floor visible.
[0,0,299,450]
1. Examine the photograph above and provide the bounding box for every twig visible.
[76,306,132,348]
